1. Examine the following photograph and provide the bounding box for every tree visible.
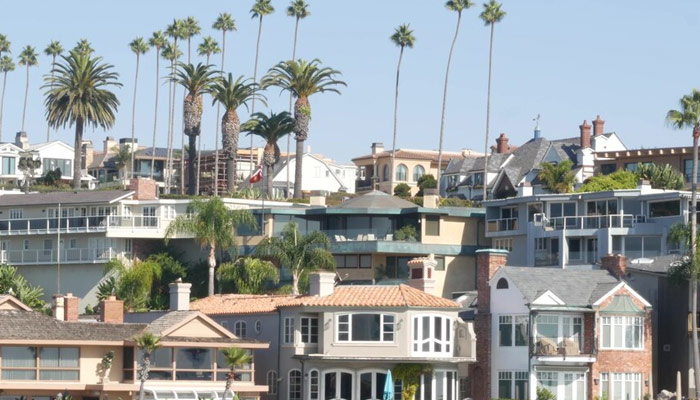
[196,36,221,194]
[389,24,416,195]
[211,74,265,194]
[43,50,122,189]
[577,169,637,193]
[183,16,201,63]
[165,197,257,297]
[104,258,162,311]
[220,347,252,400]
[262,59,345,197]
[43,40,63,141]
[148,31,168,180]
[17,152,41,192]
[436,0,472,193]
[243,111,295,196]
[128,37,149,179]
[73,39,94,55]
[217,258,279,294]
[0,34,10,59]
[134,332,162,400]
[165,19,187,193]
[173,62,218,195]
[213,12,237,196]
[416,174,437,196]
[667,88,700,397]
[537,160,576,194]
[479,0,506,200]
[636,162,684,190]
[0,56,15,142]
[393,183,411,198]
[112,144,132,180]
[18,45,38,133]
[161,41,182,190]
[256,221,335,295]
[0,264,45,310]
[181,17,201,194]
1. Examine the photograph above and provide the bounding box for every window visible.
[537,371,558,394]
[255,320,262,334]
[499,371,529,400]
[301,317,319,344]
[568,238,582,262]
[383,165,390,181]
[266,370,278,395]
[618,236,662,259]
[42,158,72,177]
[69,238,77,249]
[624,162,639,172]
[335,254,372,269]
[359,370,388,400]
[587,199,618,216]
[309,369,319,400]
[337,313,395,342]
[528,203,544,222]
[435,256,445,271]
[563,372,587,400]
[425,215,440,236]
[601,316,643,349]
[600,373,642,400]
[23,240,29,250]
[497,278,509,289]
[499,315,527,347]
[413,165,425,181]
[175,348,213,380]
[1,157,15,175]
[412,315,453,355]
[600,163,617,175]
[535,315,583,354]
[649,200,681,218]
[385,256,412,279]
[684,159,700,182]
[416,370,457,400]
[1,346,79,381]
[9,209,22,219]
[494,238,513,251]
[162,205,176,219]
[233,321,247,338]
[396,164,408,181]
[324,370,353,400]
[284,317,294,344]
[289,369,302,400]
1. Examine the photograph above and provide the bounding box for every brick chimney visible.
[407,255,437,295]
[580,120,591,149]
[593,115,605,136]
[602,254,627,280]
[129,178,157,200]
[64,293,79,322]
[495,133,509,154]
[169,279,192,311]
[309,272,336,297]
[100,296,124,324]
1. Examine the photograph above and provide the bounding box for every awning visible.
[143,388,226,400]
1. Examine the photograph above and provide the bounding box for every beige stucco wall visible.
[79,344,125,383]
[421,215,479,246]
[169,318,227,338]
[434,255,477,298]
[356,157,438,196]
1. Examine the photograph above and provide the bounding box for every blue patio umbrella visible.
[383,369,395,400]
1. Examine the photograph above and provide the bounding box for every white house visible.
[270,153,357,197]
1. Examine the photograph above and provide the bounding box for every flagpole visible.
[57,203,61,294]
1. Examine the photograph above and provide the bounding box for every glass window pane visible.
[351,314,381,341]
[175,348,212,369]
[2,346,36,368]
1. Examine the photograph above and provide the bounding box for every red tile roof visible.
[353,149,466,163]
[190,294,300,316]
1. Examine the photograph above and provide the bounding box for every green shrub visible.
[577,170,637,192]
[395,225,418,241]
[394,183,411,198]
[536,386,557,400]
[440,197,477,207]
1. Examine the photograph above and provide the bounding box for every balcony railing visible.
[107,215,163,230]
[0,247,125,265]
[0,215,169,235]
[486,217,519,232]
[536,214,646,230]
[355,178,375,190]
[533,338,585,357]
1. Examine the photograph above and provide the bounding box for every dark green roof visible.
[600,295,644,315]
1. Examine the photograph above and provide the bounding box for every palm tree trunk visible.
[130,53,141,181]
[294,136,304,197]
[21,65,29,132]
[208,243,217,296]
[138,355,151,400]
[389,46,405,195]
[223,110,240,194]
[169,57,178,194]
[482,22,495,201]
[47,55,56,141]
[292,270,300,295]
[150,48,161,180]
[266,163,274,198]
[72,117,84,189]
[214,30,227,197]
[166,57,175,192]
[196,54,211,195]
[0,71,8,143]
[436,11,462,195]
[180,120,186,194]
[286,17,301,198]
[188,134,197,195]
[691,130,700,398]
[251,16,264,179]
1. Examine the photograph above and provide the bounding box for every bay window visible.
[534,315,583,355]
[0,346,79,381]
[337,313,395,342]
[601,316,643,349]
[412,315,453,355]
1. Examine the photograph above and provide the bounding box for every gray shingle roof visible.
[626,255,681,274]
[333,190,418,210]
[135,147,169,158]
[144,310,198,335]
[0,190,133,207]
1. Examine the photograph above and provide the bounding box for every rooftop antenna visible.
[533,114,542,139]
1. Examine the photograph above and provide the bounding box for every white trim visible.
[335,312,396,344]
[288,369,302,400]
[411,314,453,356]
[532,290,565,306]
[592,282,652,308]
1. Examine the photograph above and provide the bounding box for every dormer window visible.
[496,278,509,289]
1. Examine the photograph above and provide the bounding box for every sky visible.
[1,0,700,164]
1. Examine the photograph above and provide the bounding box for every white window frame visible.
[498,371,529,400]
[321,369,354,400]
[266,370,278,395]
[300,316,318,344]
[418,370,458,400]
[288,369,302,400]
[69,238,77,249]
[336,313,395,343]
[255,320,262,334]
[356,369,389,400]
[494,238,513,252]
[8,209,22,220]
[283,317,295,344]
[23,240,29,250]
[600,315,644,350]
[233,321,247,338]
[534,314,584,352]
[308,369,320,400]
[537,371,587,400]
[412,314,453,356]
[498,314,528,347]
[600,373,642,400]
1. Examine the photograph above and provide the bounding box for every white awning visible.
[143,388,232,400]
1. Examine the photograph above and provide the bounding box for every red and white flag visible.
[249,165,263,183]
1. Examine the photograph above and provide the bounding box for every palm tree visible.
[262,59,345,197]
[479,0,506,200]
[243,111,295,196]
[161,42,181,190]
[165,197,256,296]
[667,89,700,398]
[436,0,472,193]
[388,24,416,194]
[134,332,161,400]
[0,56,15,142]
[129,37,149,180]
[166,19,187,193]
[43,50,122,189]
[43,40,63,141]
[284,0,310,197]
[184,16,201,63]
[73,39,94,55]
[112,144,132,180]
[148,31,168,180]
[18,45,38,133]
[537,160,576,194]
[212,74,265,194]
[173,63,218,195]
[257,221,335,295]
[196,36,221,194]
[213,12,237,196]
[220,347,252,400]
[249,0,275,174]
[0,34,10,59]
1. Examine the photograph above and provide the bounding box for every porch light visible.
[645,379,649,387]
[594,378,600,385]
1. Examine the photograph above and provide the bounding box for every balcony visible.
[537,214,645,230]
[0,216,110,235]
[325,228,414,242]
[532,337,596,363]
[0,247,125,265]
[487,217,519,232]
[355,178,375,191]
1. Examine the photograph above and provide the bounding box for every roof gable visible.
[532,290,565,306]
[149,311,234,339]
[0,295,32,311]
[600,295,644,315]
[591,281,652,308]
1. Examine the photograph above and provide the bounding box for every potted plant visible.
[99,351,115,383]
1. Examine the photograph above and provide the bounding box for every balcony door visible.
[358,370,387,400]
[323,370,353,400]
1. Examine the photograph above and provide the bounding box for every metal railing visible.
[0,215,171,235]
[536,213,646,230]
[532,338,584,357]
[486,217,519,232]
[107,215,163,230]
[0,247,124,265]
[324,228,400,242]
[355,179,375,190]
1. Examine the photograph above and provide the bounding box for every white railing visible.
[107,215,164,230]
[535,213,646,230]
[0,247,125,265]
[0,215,169,235]
[486,217,519,232]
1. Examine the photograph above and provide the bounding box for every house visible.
[193,147,282,195]
[595,145,700,186]
[266,152,357,197]
[192,265,477,400]
[469,249,653,400]
[0,280,269,400]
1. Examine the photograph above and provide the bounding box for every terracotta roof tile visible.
[190,294,300,315]
[280,285,460,309]
[353,150,466,163]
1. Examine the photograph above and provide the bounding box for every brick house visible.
[469,250,653,400]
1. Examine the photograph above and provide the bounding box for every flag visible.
[249,165,263,183]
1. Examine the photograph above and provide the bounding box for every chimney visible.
[602,254,627,280]
[82,140,94,169]
[103,136,117,154]
[309,272,335,297]
[371,142,385,155]
[14,132,29,150]
[309,194,326,206]
[306,145,311,154]
[129,178,158,200]
[120,137,138,152]
[495,133,509,154]
[100,295,124,324]
[593,115,605,137]
[52,294,65,321]
[637,179,651,193]
[64,293,79,322]
[517,182,533,197]
[476,249,508,314]
[407,255,437,295]
[423,188,439,208]
[169,279,192,311]
[579,120,591,149]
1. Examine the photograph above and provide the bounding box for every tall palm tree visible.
[213,13,237,196]
[18,45,38,133]
[165,197,256,296]
[196,36,221,194]
[436,0,472,193]
[667,89,700,398]
[479,0,506,200]
[243,111,295,196]
[249,0,275,174]
[129,37,149,180]
[0,56,15,143]
[537,160,576,194]
[134,332,161,400]
[148,31,168,180]
[43,50,122,189]
[184,16,201,63]
[112,144,132,180]
[73,39,94,55]
[161,42,181,190]
[284,0,310,197]
[388,24,415,194]
[220,347,252,400]
[262,59,345,197]
[0,35,10,59]
[43,40,63,141]
[173,63,218,195]
[257,221,335,295]
[212,74,265,194]
[165,20,186,192]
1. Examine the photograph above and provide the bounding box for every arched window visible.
[413,165,425,182]
[383,165,390,182]
[234,321,247,338]
[267,370,278,395]
[309,369,320,400]
[255,320,262,334]
[496,278,509,289]
[396,164,408,181]
[289,369,302,400]
[358,369,388,400]
[412,315,453,356]
[323,370,354,400]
